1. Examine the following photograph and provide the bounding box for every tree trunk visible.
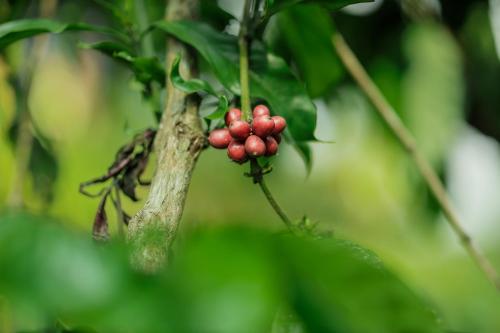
[128,0,204,272]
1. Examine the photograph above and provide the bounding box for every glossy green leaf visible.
[0,19,129,49]
[170,54,229,120]
[152,20,317,143]
[264,0,374,19]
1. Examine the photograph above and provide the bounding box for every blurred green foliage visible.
[0,213,442,332]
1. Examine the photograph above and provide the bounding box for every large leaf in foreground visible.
[0,214,443,333]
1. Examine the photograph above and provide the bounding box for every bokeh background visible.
[1,0,500,331]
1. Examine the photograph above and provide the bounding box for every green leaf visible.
[28,134,58,205]
[264,0,374,18]
[200,0,236,31]
[170,54,217,95]
[0,18,129,49]
[170,54,229,120]
[152,20,317,143]
[206,95,229,120]
[78,40,135,59]
[131,57,165,86]
[277,236,443,333]
[276,5,344,97]
[80,41,165,86]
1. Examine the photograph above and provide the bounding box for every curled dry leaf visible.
[92,191,110,242]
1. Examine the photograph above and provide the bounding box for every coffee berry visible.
[208,104,287,163]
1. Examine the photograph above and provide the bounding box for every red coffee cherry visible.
[265,136,279,156]
[252,116,275,138]
[273,133,282,144]
[227,140,248,163]
[229,120,251,140]
[253,104,270,118]
[271,116,287,134]
[245,135,266,157]
[225,108,242,126]
[208,128,232,149]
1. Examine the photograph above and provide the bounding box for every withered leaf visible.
[92,191,110,242]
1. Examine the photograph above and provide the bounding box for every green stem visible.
[239,0,253,121]
[259,180,294,232]
[250,159,294,233]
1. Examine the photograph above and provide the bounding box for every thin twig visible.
[259,179,295,233]
[331,31,500,291]
[249,159,294,232]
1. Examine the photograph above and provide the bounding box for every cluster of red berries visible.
[208,105,287,163]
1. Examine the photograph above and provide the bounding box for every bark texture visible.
[128,0,204,272]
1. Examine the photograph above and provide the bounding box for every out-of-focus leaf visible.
[0,60,16,133]
[131,56,166,86]
[0,19,129,49]
[7,117,58,204]
[277,236,443,333]
[263,0,373,19]
[200,0,236,30]
[0,216,442,333]
[92,0,128,23]
[402,22,463,166]
[170,54,229,120]
[28,134,58,205]
[277,4,343,97]
[80,41,165,86]
[78,41,134,59]
[462,4,500,141]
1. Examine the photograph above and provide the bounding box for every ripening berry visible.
[225,108,242,126]
[265,136,279,156]
[252,116,275,138]
[273,133,282,144]
[227,140,248,163]
[245,135,266,157]
[271,116,287,134]
[229,120,251,140]
[253,104,270,118]
[208,128,232,149]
